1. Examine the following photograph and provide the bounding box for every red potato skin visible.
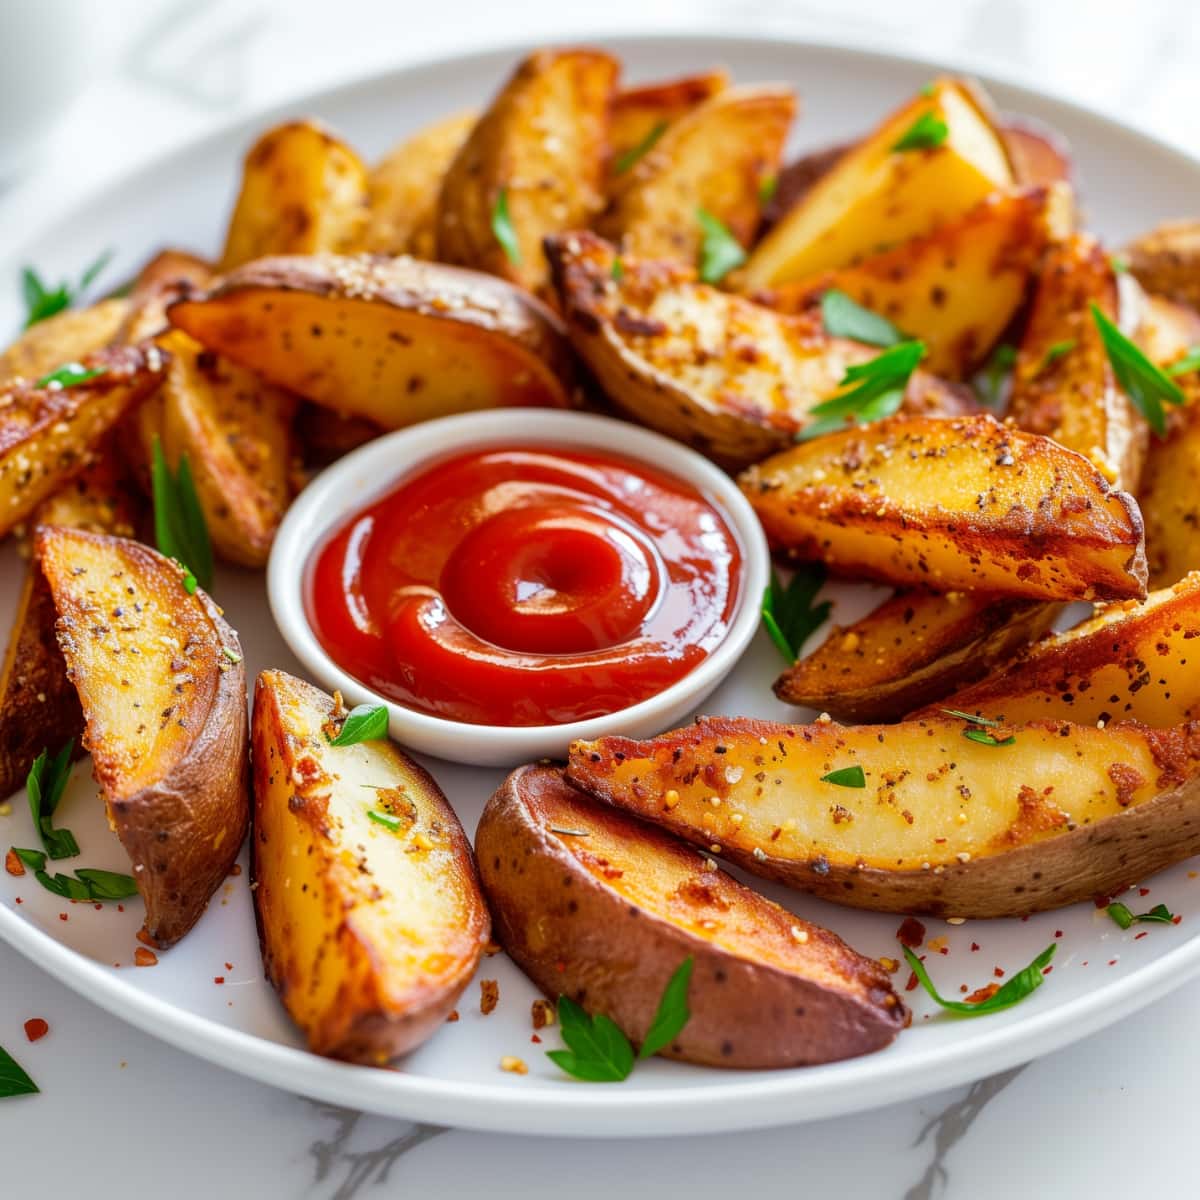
[477,765,907,1069]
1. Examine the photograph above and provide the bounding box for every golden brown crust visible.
[1124,220,1200,314]
[0,299,131,386]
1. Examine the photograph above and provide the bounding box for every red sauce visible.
[306,445,742,725]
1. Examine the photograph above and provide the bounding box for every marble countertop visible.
[4,1,1199,1195]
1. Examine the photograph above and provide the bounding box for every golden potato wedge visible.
[478,765,906,1068]
[37,527,248,947]
[0,344,166,539]
[737,77,1014,288]
[918,572,1200,727]
[546,232,973,468]
[1007,233,1145,489]
[609,70,728,169]
[775,591,1061,723]
[598,84,795,264]
[362,110,478,258]
[114,251,215,346]
[0,298,130,385]
[1123,219,1200,313]
[756,187,1069,378]
[252,670,489,1064]
[1135,291,1200,373]
[169,253,576,426]
[567,715,1200,918]
[740,413,1147,601]
[1002,119,1073,190]
[1140,408,1200,586]
[436,48,618,296]
[220,119,368,271]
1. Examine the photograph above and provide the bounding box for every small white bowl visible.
[268,410,769,766]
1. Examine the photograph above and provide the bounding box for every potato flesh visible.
[737,79,1013,287]
[1140,408,1200,588]
[568,717,1197,873]
[740,414,1146,601]
[0,299,130,385]
[609,70,728,167]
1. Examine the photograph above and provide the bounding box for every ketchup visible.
[306,445,742,726]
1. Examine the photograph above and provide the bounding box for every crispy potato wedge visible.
[169,254,576,425]
[478,765,906,1067]
[609,69,728,168]
[436,48,618,297]
[37,527,248,947]
[0,299,130,385]
[760,142,851,234]
[362,110,478,258]
[1135,291,1200,373]
[598,84,795,264]
[756,187,1070,378]
[737,77,1014,288]
[775,592,1061,723]
[0,344,166,539]
[1007,233,1145,489]
[567,715,1200,918]
[1140,408,1200,587]
[740,413,1147,601]
[919,572,1200,726]
[252,670,489,1063]
[546,232,973,468]
[220,119,368,271]
[1123,219,1200,313]
[114,251,215,346]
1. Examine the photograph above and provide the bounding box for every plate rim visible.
[4,27,1200,1136]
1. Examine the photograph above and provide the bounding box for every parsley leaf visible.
[1091,302,1185,436]
[610,256,624,283]
[1166,346,1200,377]
[11,848,137,901]
[903,943,1056,1016]
[366,809,402,832]
[962,727,1016,747]
[614,121,667,174]
[821,765,866,788]
[1107,901,1174,929]
[1038,339,1076,374]
[34,362,108,390]
[491,187,521,267]
[0,1044,38,1098]
[151,436,213,593]
[891,110,948,153]
[821,289,905,348]
[761,565,831,662]
[799,340,925,441]
[73,868,139,900]
[976,342,1017,409]
[697,208,745,284]
[21,250,112,329]
[327,703,389,747]
[26,743,78,860]
[637,956,693,1059]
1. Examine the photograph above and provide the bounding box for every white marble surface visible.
[4,0,1200,1194]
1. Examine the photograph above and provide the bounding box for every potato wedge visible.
[477,765,906,1067]
[546,232,972,468]
[737,77,1014,288]
[1140,408,1200,587]
[362,110,478,258]
[1007,233,1145,489]
[1123,219,1200,313]
[755,187,1069,378]
[567,715,1200,918]
[169,253,576,425]
[436,48,618,296]
[609,70,728,169]
[252,670,489,1063]
[0,299,130,385]
[0,344,166,539]
[740,413,1147,601]
[1135,291,1200,373]
[220,119,368,271]
[598,84,795,264]
[917,572,1200,727]
[1002,119,1073,190]
[37,527,248,947]
[775,592,1061,723]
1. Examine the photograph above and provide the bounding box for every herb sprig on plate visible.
[326,703,389,747]
[26,742,79,860]
[821,289,905,348]
[799,339,926,441]
[1107,901,1175,930]
[696,209,745,284]
[761,565,831,663]
[10,848,137,901]
[1091,302,1184,435]
[902,943,1056,1016]
[0,1044,38,1099]
[21,250,112,329]
[151,437,213,594]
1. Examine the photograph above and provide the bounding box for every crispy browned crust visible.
[775,593,1062,722]
[477,765,906,1068]
[1124,220,1200,314]
[36,528,248,948]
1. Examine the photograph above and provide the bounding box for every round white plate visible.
[3,32,1200,1139]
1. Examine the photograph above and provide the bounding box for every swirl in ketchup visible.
[306,445,743,726]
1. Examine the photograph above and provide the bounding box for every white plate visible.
[4,32,1200,1139]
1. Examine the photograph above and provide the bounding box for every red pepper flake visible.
[224,962,233,971]
[1020,915,1030,922]
[959,984,969,994]
[1173,915,1183,925]
[23,1018,48,1042]
[530,1034,542,1044]
[1108,958,1118,966]
[1135,931,1148,940]
[993,966,1005,978]
[134,947,158,967]
[446,1009,460,1023]
[58,913,68,922]
[1082,960,1088,966]
[93,903,102,911]
[1054,930,1063,939]
[117,904,124,912]
[1042,965,1053,974]
[5,848,25,876]
[1139,887,1151,897]
[896,917,926,948]
[14,897,21,904]
[970,941,980,952]
[965,982,1000,1004]
[904,971,919,992]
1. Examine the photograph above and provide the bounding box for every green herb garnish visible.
[0,1044,38,1099]
[962,728,1016,747]
[1107,901,1175,930]
[221,647,242,664]
[611,257,624,283]
[491,187,521,267]
[1091,302,1185,436]
[151,436,213,594]
[821,289,905,348]
[11,848,138,901]
[761,565,832,663]
[614,121,667,174]
[1110,253,1129,275]
[902,943,1056,1016]
[547,957,692,1081]
[21,250,112,329]
[34,362,107,390]
[1166,346,1200,377]
[758,173,779,206]
[891,110,948,153]
[26,743,78,861]
[697,208,746,284]
[976,342,1017,409]
[366,809,402,832]
[799,339,925,441]
[327,703,389,747]
[1038,339,1076,373]
[821,765,866,788]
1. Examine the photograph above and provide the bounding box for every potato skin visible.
[478,765,906,1069]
